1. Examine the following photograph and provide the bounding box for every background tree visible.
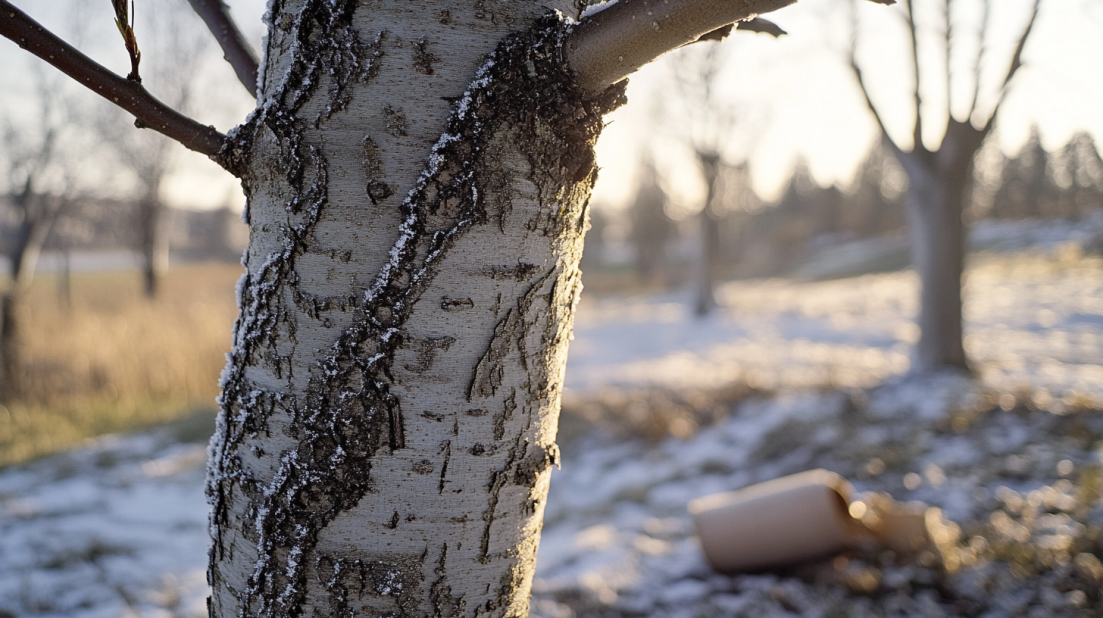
[629,157,676,283]
[665,43,744,316]
[1051,132,1103,217]
[849,0,1040,373]
[97,0,214,298]
[990,125,1055,219]
[0,67,82,399]
[2,0,867,613]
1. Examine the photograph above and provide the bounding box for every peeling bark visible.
[206,3,622,616]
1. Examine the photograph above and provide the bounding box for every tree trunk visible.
[1,195,56,401]
[693,153,720,317]
[899,153,968,373]
[206,3,622,616]
[138,189,168,298]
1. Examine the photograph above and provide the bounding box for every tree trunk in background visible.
[0,294,21,401]
[138,186,168,298]
[206,2,622,616]
[0,192,57,401]
[694,153,720,316]
[900,156,966,372]
[898,123,983,373]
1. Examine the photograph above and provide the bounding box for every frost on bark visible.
[205,2,623,616]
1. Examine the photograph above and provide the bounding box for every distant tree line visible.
[619,129,1103,284]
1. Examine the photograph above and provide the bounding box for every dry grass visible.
[0,263,241,466]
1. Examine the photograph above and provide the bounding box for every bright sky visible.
[590,0,1103,210]
[1,0,1100,213]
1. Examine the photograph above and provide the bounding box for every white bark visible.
[206,2,625,616]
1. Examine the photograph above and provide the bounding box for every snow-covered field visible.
[2,219,1102,617]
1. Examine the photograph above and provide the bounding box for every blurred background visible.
[1,1,1103,614]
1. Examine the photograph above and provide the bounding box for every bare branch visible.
[566,0,801,94]
[904,0,924,152]
[848,0,899,156]
[186,0,259,97]
[944,0,952,117]
[0,1,228,163]
[981,0,1040,134]
[849,56,901,158]
[966,0,989,119]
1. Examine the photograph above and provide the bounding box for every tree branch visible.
[966,0,989,119]
[186,0,259,98]
[848,0,900,157]
[944,0,952,118]
[566,0,801,94]
[849,53,901,158]
[0,1,228,163]
[903,0,924,152]
[980,0,1039,135]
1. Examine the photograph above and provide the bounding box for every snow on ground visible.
[567,225,1103,401]
[1,219,1102,617]
[0,435,210,617]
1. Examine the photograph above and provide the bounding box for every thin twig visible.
[186,0,259,97]
[0,1,228,163]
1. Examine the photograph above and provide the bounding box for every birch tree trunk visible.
[206,2,623,616]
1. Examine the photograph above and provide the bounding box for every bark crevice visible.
[209,11,624,617]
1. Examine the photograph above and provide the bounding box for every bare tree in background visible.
[849,0,1041,373]
[0,67,80,399]
[663,25,778,315]
[666,43,736,316]
[629,157,676,283]
[97,0,211,298]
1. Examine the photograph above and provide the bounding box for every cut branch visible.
[186,0,259,97]
[0,1,228,162]
[566,0,800,94]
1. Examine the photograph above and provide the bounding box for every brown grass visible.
[0,263,241,466]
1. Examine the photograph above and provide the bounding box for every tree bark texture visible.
[206,2,623,616]
[897,121,984,373]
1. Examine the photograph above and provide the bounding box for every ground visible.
[1,217,1102,617]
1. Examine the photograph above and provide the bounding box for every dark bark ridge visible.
[207,7,624,616]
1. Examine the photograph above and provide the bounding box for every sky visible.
[0,0,1100,213]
